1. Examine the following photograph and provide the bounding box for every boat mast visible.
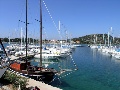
[9,33,10,45]
[40,0,42,67]
[21,27,23,51]
[26,0,28,66]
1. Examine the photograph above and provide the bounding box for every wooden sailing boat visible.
[9,0,57,82]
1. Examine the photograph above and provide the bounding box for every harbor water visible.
[48,46,120,90]
[2,43,120,90]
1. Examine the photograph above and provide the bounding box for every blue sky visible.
[0,0,120,40]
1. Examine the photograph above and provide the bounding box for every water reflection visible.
[91,49,97,62]
[30,58,60,67]
[30,55,76,72]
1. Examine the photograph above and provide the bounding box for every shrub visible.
[2,71,28,90]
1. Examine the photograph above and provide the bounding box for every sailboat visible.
[9,0,57,82]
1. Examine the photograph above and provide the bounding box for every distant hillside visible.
[72,34,120,44]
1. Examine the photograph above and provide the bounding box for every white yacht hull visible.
[34,54,60,60]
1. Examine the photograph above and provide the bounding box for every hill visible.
[72,34,120,44]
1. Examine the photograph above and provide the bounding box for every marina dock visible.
[0,78,62,90]
[27,78,62,90]
[1,69,62,90]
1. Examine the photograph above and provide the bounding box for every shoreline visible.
[0,78,62,90]
[0,70,62,90]
[27,78,62,90]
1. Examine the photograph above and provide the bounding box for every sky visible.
[0,0,120,40]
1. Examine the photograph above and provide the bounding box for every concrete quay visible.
[27,78,62,90]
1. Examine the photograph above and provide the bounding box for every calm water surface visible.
[50,46,120,90]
